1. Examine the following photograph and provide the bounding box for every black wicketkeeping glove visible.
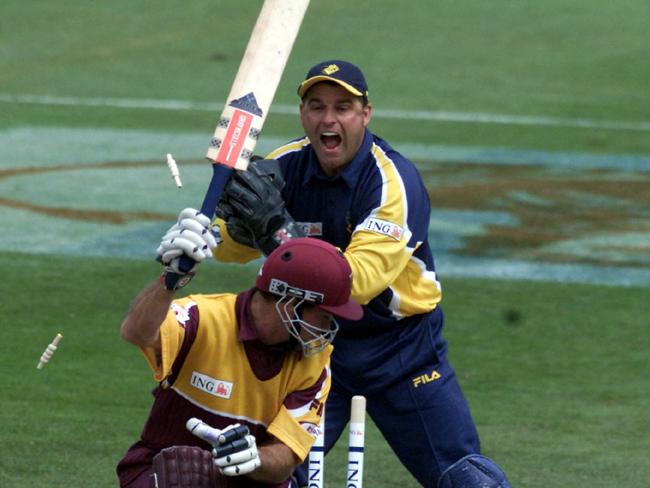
[216,159,305,255]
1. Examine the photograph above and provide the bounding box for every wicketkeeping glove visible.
[216,159,305,255]
[156,208,218,290]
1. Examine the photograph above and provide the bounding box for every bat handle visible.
[177,164,233,274]
[200,164,233,217]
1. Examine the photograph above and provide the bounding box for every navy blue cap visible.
[297,60,369,99]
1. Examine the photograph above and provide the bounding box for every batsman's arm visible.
[120,278,172,350]
[189,419,299,483]
[248,437,300,484]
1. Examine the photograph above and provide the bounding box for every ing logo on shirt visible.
[363,217,404,241]
[191,371,233,399]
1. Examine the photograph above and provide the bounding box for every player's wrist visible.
[160,270,195,291]
[256,219,305,256]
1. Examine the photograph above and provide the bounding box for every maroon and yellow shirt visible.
[117,288,331,488]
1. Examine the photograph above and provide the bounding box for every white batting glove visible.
[187,419,261,477]
[156,208,218,269]
[156,208,218,290]
[212,424,261,477]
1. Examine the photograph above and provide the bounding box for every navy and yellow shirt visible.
[215,129,441,328]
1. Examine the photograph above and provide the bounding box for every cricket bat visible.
[198,0,310,217]
[179,0,310,272]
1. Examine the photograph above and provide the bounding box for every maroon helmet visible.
[256,238,363,355]
[256,238,362,320]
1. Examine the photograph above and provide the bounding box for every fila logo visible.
[363,218,404,241]
[412,369,441,388]
[303,422,321,437]
[191,371,233,399]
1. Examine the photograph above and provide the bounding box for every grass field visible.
[1,254,649,487]
[1,0,649,487]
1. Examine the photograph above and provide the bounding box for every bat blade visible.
[206,0,310,171]
[176,0,309,273]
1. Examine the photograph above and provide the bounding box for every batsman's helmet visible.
[256,237,363,355]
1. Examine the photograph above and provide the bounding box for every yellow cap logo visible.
[322,64,340,75]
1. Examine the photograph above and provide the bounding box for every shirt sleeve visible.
[343,147,421,304]
[211,217,261,263]
[266,355,331,462]
[139,298,198,382]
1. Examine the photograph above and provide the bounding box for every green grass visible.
[1,0,649,154]
[1,252,648,487]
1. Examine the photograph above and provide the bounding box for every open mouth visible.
[321,132,341,150]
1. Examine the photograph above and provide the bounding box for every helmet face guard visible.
[275,295,339,356]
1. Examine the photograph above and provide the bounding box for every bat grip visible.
[200,164,233,217]
[177,164,233,274]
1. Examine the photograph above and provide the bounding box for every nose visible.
[321,107,337,125]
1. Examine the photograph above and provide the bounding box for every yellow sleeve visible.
[267,405,319,463]
[344,155,414,303]
[211,217,261,263]
[139,307,185,382]
[344,230,413,305]
[267,351,332,462]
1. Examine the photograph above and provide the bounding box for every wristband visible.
[160,271,195,291]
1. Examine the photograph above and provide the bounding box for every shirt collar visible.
[236,287,259,341]
[235,288,296,379]
[303,129,373,187]
[236,287,294,352]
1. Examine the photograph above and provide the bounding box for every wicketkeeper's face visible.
[300,82,372,177]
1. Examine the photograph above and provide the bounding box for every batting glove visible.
[212,424,261,477]
[156,208,218,290]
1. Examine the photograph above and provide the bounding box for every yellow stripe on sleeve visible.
[265,137,310,160]
[344,145,412,304]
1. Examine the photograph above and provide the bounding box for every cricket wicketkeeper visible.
[212,60,512,487]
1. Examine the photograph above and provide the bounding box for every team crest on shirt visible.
[363,217,404,241]
[190,371,233,399]
[297,221,323,237]
[170,301,197,327]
